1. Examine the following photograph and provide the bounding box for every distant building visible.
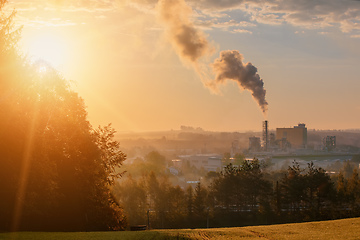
[269,133,276,147]
[249,137,261,152]
[171,159,182,168]
[177,154,222,172]
[276,123,307,149]
[324,136,336,151]
[231,140,241,156]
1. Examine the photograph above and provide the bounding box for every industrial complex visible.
[249,121,336,154]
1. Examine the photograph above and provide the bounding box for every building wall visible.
[276,126,307,148]
[178,154,222,172]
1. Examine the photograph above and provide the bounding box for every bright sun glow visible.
[38,65,48,73]
[26,33,68,68]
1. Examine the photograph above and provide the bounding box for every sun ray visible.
[11,102,40,231]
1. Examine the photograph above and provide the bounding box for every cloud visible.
[12,0,359,34]
[231,29,252,34]
[12,15,77,28]
[191,0,360,33]
[122,0,360,35]
[251,13,284,25]
[189,0,246,10]
[196,19,256,31]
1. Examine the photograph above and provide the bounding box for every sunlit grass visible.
[1,217,359,240]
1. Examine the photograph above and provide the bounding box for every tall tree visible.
[193,182,208,219]
[337,172,347,206]
[0,1,127,231]
[280,161,306,212]
[211,160,271,213]
[304,162,334,218]
[115,176,147,226]
[347,169,360,210]
[186,185,194,221]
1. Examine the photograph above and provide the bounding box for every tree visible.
[186,185,194,221]
[303,162,334,218]
[279,161,335,221]
[0,1,127,231]
[280,161,306,213]
[115,176,147,226]
[193,182,208,218]
[342,160,354,179]
[336,172,347,205]
[167,185,187,228]
[347,169,360,210]
[211,160,271,213]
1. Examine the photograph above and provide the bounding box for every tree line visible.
[0,0,126,231]
[115,159,360,229]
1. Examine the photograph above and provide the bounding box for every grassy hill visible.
[1,217,359,240]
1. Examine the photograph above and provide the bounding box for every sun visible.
[25,32,68,68]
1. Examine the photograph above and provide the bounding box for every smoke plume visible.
[209,50,268,114]
[157,0,268,115]
[157,0,211,64]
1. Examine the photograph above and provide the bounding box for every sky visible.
[5,0,360,132]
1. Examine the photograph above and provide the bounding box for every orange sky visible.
[6,0,360,132]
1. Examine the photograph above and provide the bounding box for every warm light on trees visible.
[0,1,126,231]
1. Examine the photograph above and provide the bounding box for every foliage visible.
[210,160,271,213]
[278,161,335,220]
[193,182,208,219]
[0,1,126,231]
[116,157,360,229]
[116,172,188,229]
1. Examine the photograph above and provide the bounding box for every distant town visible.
[117,122,360,187]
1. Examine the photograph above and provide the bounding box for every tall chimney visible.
[263,120,268,151]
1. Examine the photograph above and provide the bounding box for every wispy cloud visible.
[10,0,360,34]
[13,15,77,28]
[195,19,256,31]
[191,0,360,33]
[231,28,252,34]
[7,0,118,13]
[118,0,360,36]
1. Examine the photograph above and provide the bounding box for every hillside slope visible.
[1,217,359,240]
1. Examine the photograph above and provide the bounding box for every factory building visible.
[177,154,222,172]
[276,123,307,149]
[324,136,336,151]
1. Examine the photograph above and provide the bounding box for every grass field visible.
[1,217,359,240]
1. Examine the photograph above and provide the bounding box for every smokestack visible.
[263,120,268,151]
